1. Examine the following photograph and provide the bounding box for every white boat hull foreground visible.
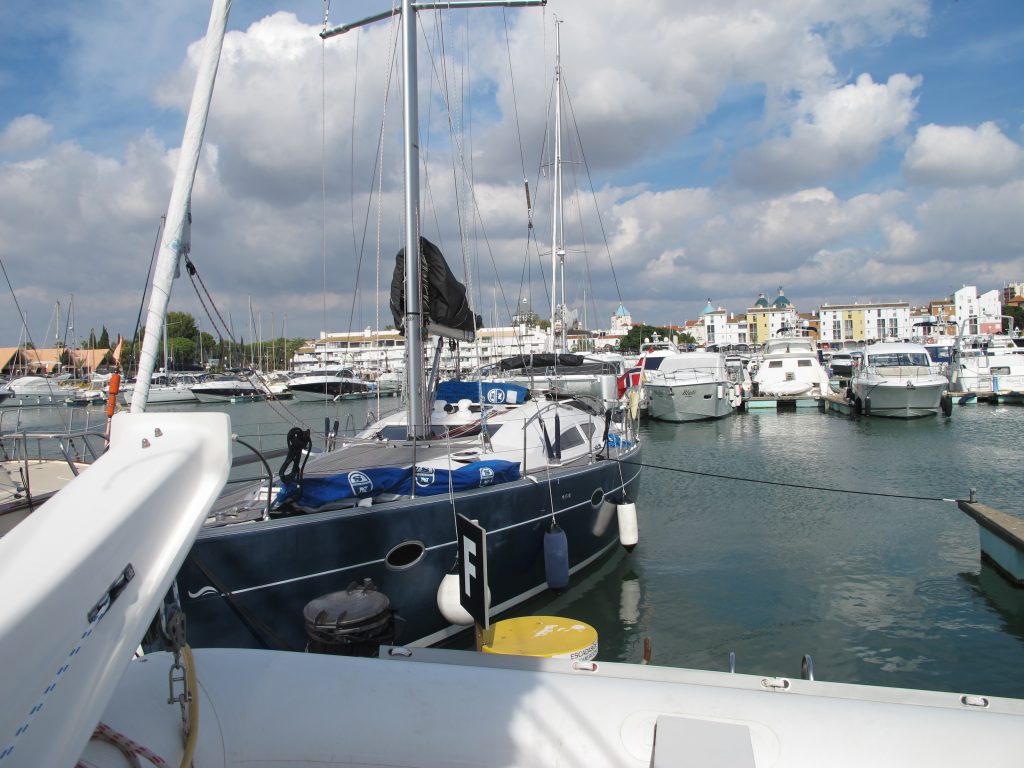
[82,645,1024,768]
[0,412,231,768]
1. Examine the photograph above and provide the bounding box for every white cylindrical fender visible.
[436,572,475,626]
[617,502,639,552]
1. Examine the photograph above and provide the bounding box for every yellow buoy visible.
[481,616,598,661]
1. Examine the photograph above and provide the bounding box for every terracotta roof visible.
[0,345,116,374]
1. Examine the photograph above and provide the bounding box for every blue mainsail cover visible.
[435,380,529,405]
[274,459,521,510]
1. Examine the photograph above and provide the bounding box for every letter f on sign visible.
[463,536,477,597]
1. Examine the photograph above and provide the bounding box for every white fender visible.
[617,502,639,551]
[436,572,490,626]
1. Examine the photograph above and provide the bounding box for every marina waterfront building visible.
[953,285,1003,335]
[746,288,798,343]
[818,301,911,343]
[293,328,406,374]
[293,324,552,375]
[700,299,749,346]
[609,303,633,335]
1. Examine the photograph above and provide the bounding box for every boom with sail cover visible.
[390,237,482,338]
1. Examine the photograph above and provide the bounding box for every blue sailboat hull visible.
[176,443,643,650]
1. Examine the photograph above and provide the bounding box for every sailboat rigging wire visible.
[0,269,79,432]
[611,458,967,504]
[321,0,329,368]
[561,82,623,305]
[322,9,401,414]
[502,9,530,196]
[0,256,35,362]
[183,257,307,427]
[125,218,166,376]
[416,14,523,349]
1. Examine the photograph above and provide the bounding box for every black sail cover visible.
[390,237,481,336]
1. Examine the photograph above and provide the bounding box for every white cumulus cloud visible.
[0,115,53,154]
[903,122,1024,186]
[736,73,921,190]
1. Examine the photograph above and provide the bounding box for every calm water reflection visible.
[520,405,1024,698]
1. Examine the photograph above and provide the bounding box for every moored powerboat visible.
[644,350,738,422]
[850,341,950,418]
[285,367,373,401]
[752,336,831,398]
[189,373,266,402]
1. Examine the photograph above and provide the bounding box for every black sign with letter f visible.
[456,514,488,630]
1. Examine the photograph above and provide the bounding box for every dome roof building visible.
[772,287,792,309]
[609,303,633,335]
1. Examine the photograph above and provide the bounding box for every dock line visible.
[611,458,967,504]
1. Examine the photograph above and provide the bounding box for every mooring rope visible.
[612,458,967,504]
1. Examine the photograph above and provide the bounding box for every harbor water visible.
[11,397,1024,698]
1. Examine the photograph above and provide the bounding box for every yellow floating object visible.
[481,616,598,661]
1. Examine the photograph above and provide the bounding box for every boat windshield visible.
[868,352,930,367]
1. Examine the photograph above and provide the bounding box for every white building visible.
[699,299,749,347]
[954,285,1002,335]
[293,324,552,375]
[609,303,633,336]
[818,301,912,343]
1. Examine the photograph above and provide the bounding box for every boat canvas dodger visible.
[0,412,231,768]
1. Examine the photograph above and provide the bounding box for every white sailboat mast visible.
[401,0,427,438]
[131,0,231,413]
[549,17,564,354]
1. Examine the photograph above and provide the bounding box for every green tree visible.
[197,331,217,365]
[619,324,682,354]
[166,312,198,341]
[168,337,196,368]
[1003,305,1024,335]
[99,326,110,349]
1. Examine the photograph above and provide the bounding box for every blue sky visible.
[1,0,1023,347]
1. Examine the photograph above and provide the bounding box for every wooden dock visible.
[819,392,854,416]
[958,500,1024,585]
